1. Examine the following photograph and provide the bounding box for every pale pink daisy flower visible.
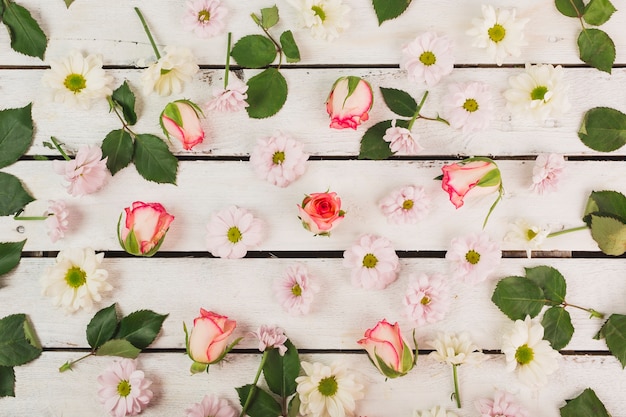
[183,0,228,38]
[475,390,529,417]
[401,32,454,87]
[186,394,238,417]
[206,206,263,259]
[445,232,501,284]
[443,81,493,134]
[274,263,320,315]
[252,325,288,356]
[343,234,400,290]
[403,273,450,325]
[44,200,69,243]
[54,145,108,197]
[379,185,430,224]
[97,359,153,417]
[250,132,309,188]
[383,120,422,154]
[205,76,249,112]
[530,153,565,194]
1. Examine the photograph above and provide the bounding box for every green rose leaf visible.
[288,395,301,417]
[560,388,611,417]
[358,119,408,160]
[578,107,626,152]
[0,314,42,367]
[101,129,134,176]
[236,384,282,417]
[491,276,546,320]
[86,304,119,350]
[1,2,47,59]
[246,68,288,119]
[525,265,567,305]
[583,190,626,225]
[95,339,141,358]
[231,35,277,69]
[64,0,75,8]
[280,30,301,63]
[589,215,626,256]
[0,172,35,217]
[0,104,34,169]
[263,339,300,397]
[577,28,615,73]
[555,0,584,17]
[111,81,137,126]
[542,306,574,350]
[379,87,418,118]
[600,314,626,368]
[261,5,279,29]
[115,310,168,349]
[0,240,26,277]
[372,0,413,25]
[583,0,616,26]
[133,134,178,184]
[0,366,15,398]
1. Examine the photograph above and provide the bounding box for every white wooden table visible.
[1,1,625,416]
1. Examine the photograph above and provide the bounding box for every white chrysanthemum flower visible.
[428,332,484,366]
[296,361,364,417]
[467,5,529,66]
[414,405,458,417]
[443,81,493,134]
[501,316,560,388]
[288,0,350,42]
[401,32,454,87]
[41,51,113,109]
[503,63,571,122]
[40,248,112,313]
[141,46,199,96]
[505,218,550,257]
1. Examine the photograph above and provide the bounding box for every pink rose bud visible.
[441,158,502,209]
[357,319,416,378]
[297,191,345,236]
[160,99,205,150]
[118,201,175,257]
[185,309,238,373]
[326,76,373,130]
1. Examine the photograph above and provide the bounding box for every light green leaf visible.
[560,388,611,417]
[115,310,168,349]
[0,104,34,169]
[491,276,546,320]
[577,28,615,73]
[0,366,15,397]
[133,134,178,184]
[0,172,35,217]
[578,107,626,152]
[95,339,141,358]
[583,0,616,26]
[555,0,584,17]
[379,87,417,118]
[0,240,26,277]
[0,314,42,367]
[246,68,288,119]
[86,304,118,350]
[589,215,626,256]
[601,314,626,368]
[583,190,626,225]
[64,0,75,8]
[2,2,47,59]
[280,30,300,63]
[111,81,137,126]
[101,129,134,176]
[542,306,574,350]
[261,5,279,29]
[288,395,301,417]
[476,168,501,187]
[236,384,282,417]
[525,265,567,305]
[231,35,277,69]
[263,339,300,397]
[358,119,408,160]
[372,0,413,25]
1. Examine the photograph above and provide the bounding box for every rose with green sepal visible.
[357,319,416,378]
[160,99,205,151]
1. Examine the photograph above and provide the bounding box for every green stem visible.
[239,351,269,417]
[563,302,605,319]
[407,91,429,130]
[547,225,588,238]
[50,137,71,161]
[134,7,161,59]
[452,364,461,408]
[59,352,94,372]
[14,215,49,221]
[482,185,503,229]
[224,32,232,88]
[107,97,137,137]
[254,17,283,69]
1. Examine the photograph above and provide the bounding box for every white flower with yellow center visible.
[140,46,199,96]
[505,218,550,257]
[287,0,350,42]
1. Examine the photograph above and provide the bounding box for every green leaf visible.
[0,240,26,276]
[560,388,611,417]
[96,339,141,358]
[231,35,277,69]
[0,172,35,217]
[379,87,417,118]
[525,265,567,305]
[2,2,47,59]
[236,384,282,417]
[372,0,413,25]
[263,339,300,397]
[115,310,168,349]
[583,0,616,26]
[476,168,501,187]
[246,68,288,119]
[86,304,119,350]
[133,134,178,184]
[491,276,546,320]
[358,119,409,160]
[101,129,134,176]
[578,107,626,152]
[542,306,574,350]
[555,0,584,17]
[111,81,137,126]
[589,215,626,256]
[288,395,301,417]
[583,190,626,225]
[280,30,300,63]
[601,314,626,368]
[0,104,34,169]
[577,28,615,73]
[261,5,279,29]
[64,0,75,8]
[0,366,15,397]
[0,314,42,367]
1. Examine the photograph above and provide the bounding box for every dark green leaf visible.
[115,310,168,349]
[601,314,626,368]
[491,276,546,320]
[0,172,35,217]
[261,5,279,29]
[525,265,567,305]
[0,240,26,276]
[0,366,15,397]
[86,304,119,349]
[133,134,178,184]
[583,0,616,26]
[577,28,615,73]
[246,68,288,119]
[231,35,277,69]
[2,2,47,59]
[555,0,584,17]
[111,81,137,126]
[95,339,141,358]
[263,339,300,397]
[64,0,75,8]
[0,314,42,367]
[542,306,574,350]
[589,215,626,256]
[358,119,408,160]
[236,384,282,417]
[0,104,34,169]
[379,87,417,117]
[280,30,300,63]
[578,107,626,152]
[372,0,413,25]
[583,190,626,225]
[101,129,134,176]
[560,388,611,417]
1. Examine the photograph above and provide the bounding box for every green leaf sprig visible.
[59,303,168,372]
[578,107,626,152]
[583,190,626,255]
[0,314,41,397]
[560,387,612,417]
[0,0,47,59]
[372,0,413,25]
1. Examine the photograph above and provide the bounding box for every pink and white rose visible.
[185,309,238,372]
[160,99,205,150]
[118,201,175,257]
[326,76,373,130]
[297,191,345,236]
[441,158,501,209]
[357,319,415,378]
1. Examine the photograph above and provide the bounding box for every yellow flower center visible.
[465,250,481,265]
[198,9,211,23]
[420,295,431,305]
[362,253,378,268]
[531,86,549,101]
[63,73,87,93]
[526,229,538,241]
[402,199,414,210]
[227,226,242,244]
[515,344,535,365]
[488,24,506,43]
[317,376,338,396]
[272,151,285,165]
[291,283,302,296]
[117,379,132,397]
[64,266,87,288]
[311,5,326,21]
[463,98,479,112]
[419,51,436,66]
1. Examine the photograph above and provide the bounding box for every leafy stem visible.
[563,302,605,319]
[407,91,449,130]
[567,0,586,30]
[239,350,269,417]
[547,225,588,238]
[59,352,94,372]
[451,364,461,408]
[108,97,137,137]
[258,22,283,68]
[50,137,71,161]
[134,7,161,59]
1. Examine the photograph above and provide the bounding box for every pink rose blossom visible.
[379,185,430,224]
[205,76,249,112]
[97,359,153,417]
[183,0,228,38]
[119,201,175,257]
[160,99,205,150]
[186,309,237,367]
[186,395,238,417]
[54,145,108,197]
[403,273,450,325]
[530,153,565,194]
[250,132,309,187]
[443,81,493,134]
[401,32,454,87]
[475,390,529,417]
[383,120,422,154]
[446,232,501,284]
[44,200,69,243]
[206,206,263,258]
[274,263,320,315]
[297,191,345,236]
[441,159,501,209]
[357,319,415,378]
[252,325,288,356]
[343,234,399,290]
[326,76,373,130]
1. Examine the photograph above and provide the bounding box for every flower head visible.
[42,50,113,109]
[40,248,112,313]
[183,0,228,38]
[206,206,263,258]
[54,145,108,197]
[343,234,399,290]
[274,263,320,315]
[119,202,175,257]
[379,185,430,224]
[141,46,199,96]
[475,390,529,417]
[185,309,238,371]
[160,99,205,151]
[97,359,153,417]
[288,0,350,42]
[186,394,238,417]
[252,325,288,356]
[403,273,449,325]
[441,158,501,210]
[428,332,484,366]
[250,132,309,187]
[401,32,454,87]
[445,232,501,284]
[45,200,69,243]
[443,81,493,134]
[326,76,373,130]
[383,120,422,154]
[357,319,415,378]
[531,153,565,194]
[298,191,345,236]
[205,76,249,113]
[414,406,458,417]
[505,218,550,257]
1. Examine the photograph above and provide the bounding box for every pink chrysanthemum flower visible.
[45,200,69,243]
[54,145,108,197]
[445,232,501,284]
[206,206,263,259]
[252,325,288,356]
[97,359,153,417]
[186,394,238,417]
[250,132,309,188]
[475,390,529,417]
[183,0,228,38]
[383,120,422,154]
[443,81,493,134]
[379,185,430,224]
[205,76,249,112]
[343,234,400,290]
[403,273,450,325]
[274,263,320,315]
[401,32,454,87]
[530,153,565,194]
